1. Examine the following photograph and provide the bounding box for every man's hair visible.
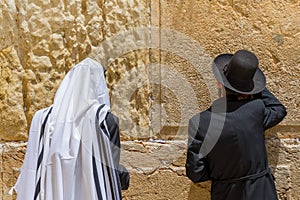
[224,87,241,96]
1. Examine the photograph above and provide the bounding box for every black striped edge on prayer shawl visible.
[92,147,103,200]
[101,119,122,200]
[94,105,122,200]
[34,107,53,200]
[101,108,122,200]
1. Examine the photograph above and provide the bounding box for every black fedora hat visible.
[212,50,266,94]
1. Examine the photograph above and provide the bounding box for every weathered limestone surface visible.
[0,143,26,200]
[0,0,149,141]
[157,0,300,137]
[0,0,299,139]
[1,134,300,200]
[0,47,26,141]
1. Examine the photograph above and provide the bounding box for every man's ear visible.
[217,81,223,98]
[216,81,223,89]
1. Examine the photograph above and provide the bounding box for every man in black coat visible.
[185,50,287,200]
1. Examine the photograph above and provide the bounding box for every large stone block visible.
[0,47,26,141]
[120,140,211,199]
[2,134,300,200]
[156,0,300,137]
[0,143,26,200]
[274,165,292,200]
[105,50,151,140]
[0,0,150,141]
[279,138,300,200]
[122,170,211,200]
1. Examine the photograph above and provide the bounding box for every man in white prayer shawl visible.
[11,58,130,200]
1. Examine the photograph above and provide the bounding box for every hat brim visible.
[212,53,266,95]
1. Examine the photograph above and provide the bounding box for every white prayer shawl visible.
[12,58,121,200]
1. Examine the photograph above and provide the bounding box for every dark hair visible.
[225,86,262,100]
[224,87,241,96]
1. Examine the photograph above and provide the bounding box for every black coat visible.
[185,88,287,200]
[104,112,130,190]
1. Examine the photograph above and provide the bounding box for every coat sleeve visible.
[106,112,130,190]
[261,88,287,130]
[185,117,210,183]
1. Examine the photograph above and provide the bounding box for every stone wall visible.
[0,0,299,199]
[2,134,300,200]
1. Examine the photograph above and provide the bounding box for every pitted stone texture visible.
[157,51,215,139]
[159,0,300,125]
[120,141,187,172]
[280,139,300,200]
[0,143,26,200]
[266,138,300,200]
[122,170,211,200]
[0,1,19,50]
[0,47,26,141]
[274,165,291,200]
[14,0,101,127]
[87,0,150,140]
[0,0,149,141]
[104,49,151,140]
[103,0,148,37]
[0,0,298,142]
